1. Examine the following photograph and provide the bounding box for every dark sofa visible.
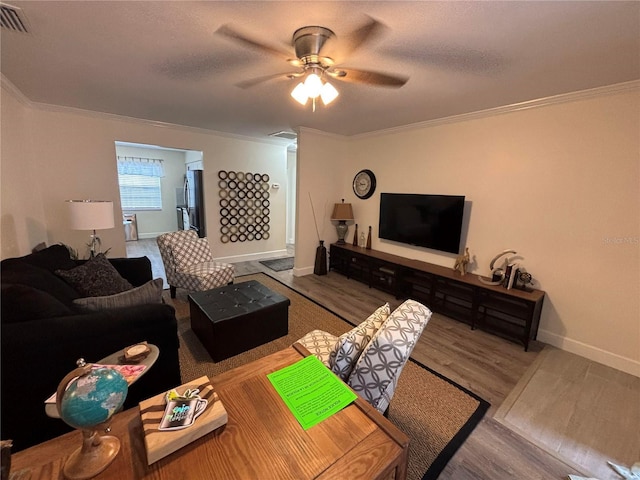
[1,245,182,451]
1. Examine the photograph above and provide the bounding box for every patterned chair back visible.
[156,230,199,285]
[347,299,432,414]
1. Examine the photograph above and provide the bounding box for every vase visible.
[314,240,327,275]
[352,224,359,246]
[366,226,372,249]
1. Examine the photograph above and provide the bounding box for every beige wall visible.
[3,78,637,376]
[1,85,47,258]
[341,87,639,375]
[199,136,288,262]
[1,83,288,261]
[295,129,349,275]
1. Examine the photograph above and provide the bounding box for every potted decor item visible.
[314,240,327,275]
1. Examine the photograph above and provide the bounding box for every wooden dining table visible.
[10,343,409,480]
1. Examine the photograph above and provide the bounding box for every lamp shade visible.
[291,72,339,107]
[320,82,339,105]
[291,82,309,105]
[67,200,115,230]
[331,201,354,221]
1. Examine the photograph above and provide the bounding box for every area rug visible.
[258,256,294,272]
[166,273,490,480]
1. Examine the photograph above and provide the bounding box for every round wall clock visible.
[353,169,377,199]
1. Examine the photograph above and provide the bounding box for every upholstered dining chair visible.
[298,299,432,414]
[157,230,234,298]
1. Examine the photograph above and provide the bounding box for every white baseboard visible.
[537,329,640,377]
[216,249,288,264]
[136,233,161,240]
[293,266,314,277]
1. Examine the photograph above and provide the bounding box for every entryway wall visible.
[1,82,294,261]
[115,140,296,260]
[286,146,297,246]
[114,143,194,239]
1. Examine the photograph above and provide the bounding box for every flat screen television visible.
[379,193,465,254]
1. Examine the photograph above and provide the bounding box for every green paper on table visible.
[267,355,358,430]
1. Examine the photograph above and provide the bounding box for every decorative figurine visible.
[478,249,516,285]
[453,247,471,275]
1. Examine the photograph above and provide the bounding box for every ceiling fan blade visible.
[216,25,291,60]
[333,68,408,87]
[236,72,301,89]
[335,17,387,60]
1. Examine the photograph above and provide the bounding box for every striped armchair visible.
[157,230,234,298]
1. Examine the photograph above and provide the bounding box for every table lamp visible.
[67,200,115,258]
[331,199,354,245]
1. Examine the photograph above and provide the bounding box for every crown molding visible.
[353,80,640,139]
[5,73,637,144]
[297,126,348,140]
[1,74,33,107]
[0,76,288,148]
[31,101,288,147]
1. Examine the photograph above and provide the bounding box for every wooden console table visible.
[10,344,409,480]
[330,243,545,351]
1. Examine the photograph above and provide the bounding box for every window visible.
[117,156,164,211]
[118,174,162,210]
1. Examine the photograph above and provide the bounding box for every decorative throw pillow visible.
[329,303,391,381]
[347,299,432,413]
[21,244,76,273]
[55,253,133,297]
[172,238,213,271]
[1,260,80,305]
[73,278,164,312]
[1,284,73,323]
[298,329,340,367]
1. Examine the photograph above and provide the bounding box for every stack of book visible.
[504,263,519,290]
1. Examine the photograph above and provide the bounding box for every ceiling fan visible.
[216,18,409,109]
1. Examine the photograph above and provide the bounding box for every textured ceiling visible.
[1,1,638,141]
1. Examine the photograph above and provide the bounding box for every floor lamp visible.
[67,200,115,258]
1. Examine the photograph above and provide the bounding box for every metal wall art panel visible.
[218,170,271,243]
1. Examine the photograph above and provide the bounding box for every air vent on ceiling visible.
[269,131,297,141]
[0,3,29,33]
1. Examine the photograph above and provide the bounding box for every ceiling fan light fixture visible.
[291,83,309,105]
[320,81,339,105]
[303,72,323,98]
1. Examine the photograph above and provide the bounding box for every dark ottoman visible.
[189,280,290,362]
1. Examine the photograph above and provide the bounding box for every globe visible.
[59,367,128,430]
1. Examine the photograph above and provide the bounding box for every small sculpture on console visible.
[453,247,471,275]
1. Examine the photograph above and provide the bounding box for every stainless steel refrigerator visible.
[184,170,206,237]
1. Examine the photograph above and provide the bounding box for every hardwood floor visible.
[125,239,637,479]
[495,347,640,480]
[279,270,583,480]
[125,238,167,286]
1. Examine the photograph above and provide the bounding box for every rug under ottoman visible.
[189,280,290,362]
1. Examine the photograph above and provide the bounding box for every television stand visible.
[329,243,545,351]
